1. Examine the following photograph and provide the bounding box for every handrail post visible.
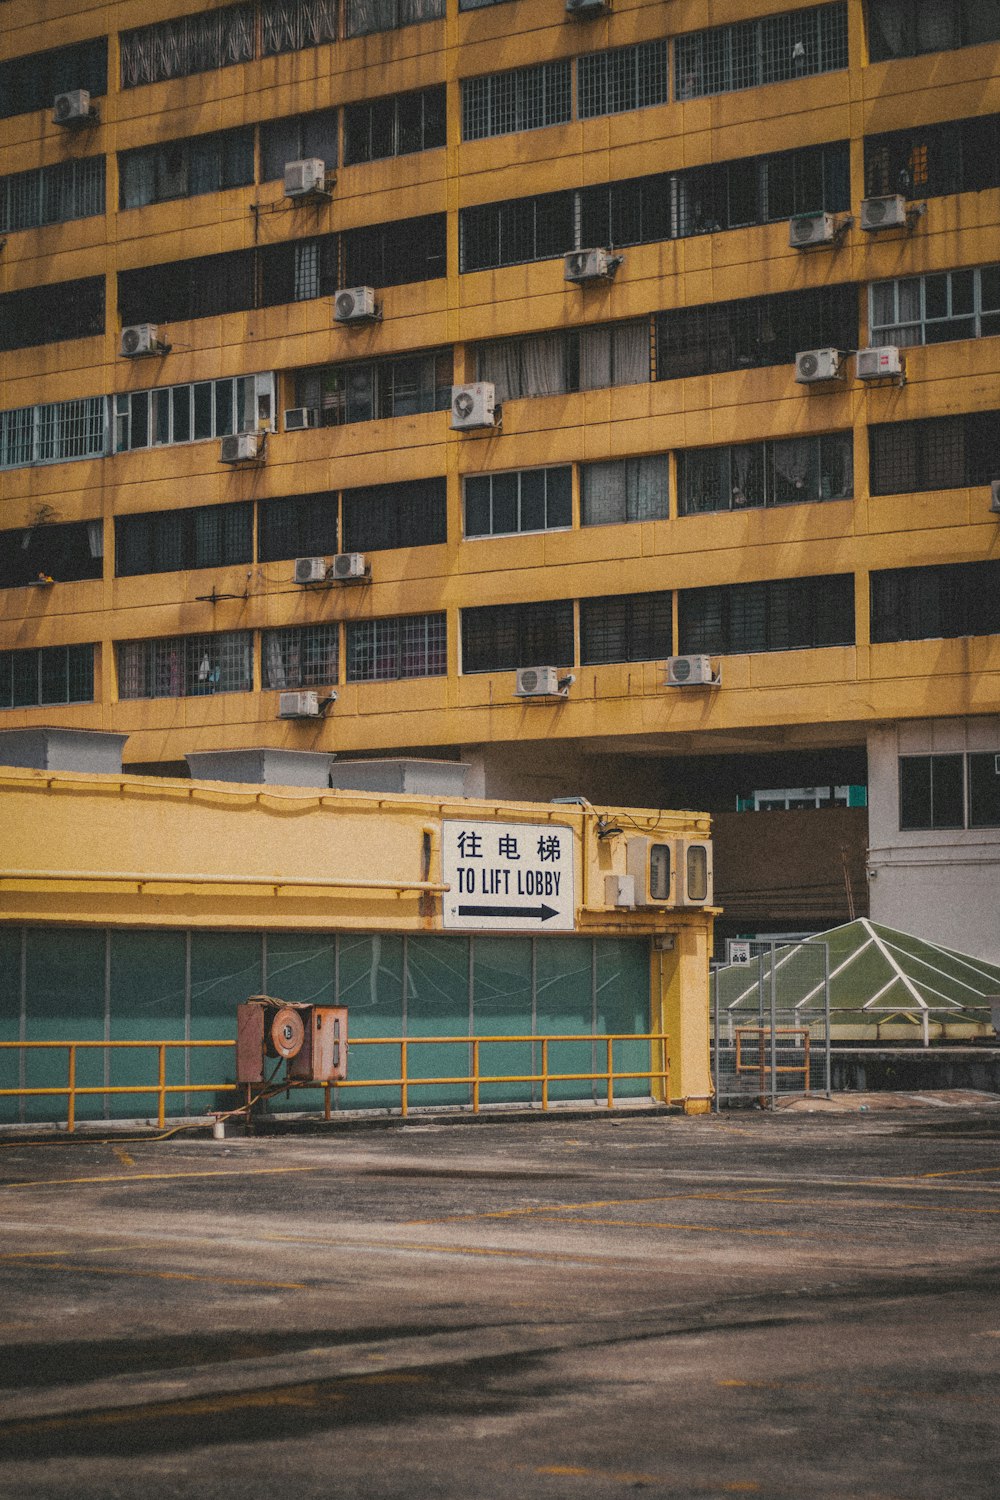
[324,1082,331,1120]
[472,1039,480,1114]
[157,1044,166,1129]
[67,1045,76,1134]
[541,1038,549,1112]
[400,1039,408,1118]
[606,1037,614,1109]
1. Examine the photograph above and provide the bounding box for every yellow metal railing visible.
[0,1032,670,1131]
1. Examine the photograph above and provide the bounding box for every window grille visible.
[260,110,339,180]
[345,613,447,681]
[678,433,853,515]
[115,504,252,577]
[461,60,572,141]
[870,560,1000,643]
[0,522,103,589]
[0,277,105,353]
[114,375,274,453]
[866,0,1000,63]
[262,624,339,689]
[675,3,848,100]
[116,632,253,700]
[0,37,107,121]
[679,574,855,655]
[460,601,574,674]
[342,478,447,552]
[120,4,255,88]
[1,397,107,471]
[869,265,1000,348]
[577,40,669,120]
[119,128,254,210]
[294,351,452,427]
[463,468,571,538]
[258,493,339,562]
[342,213,446,287]
[580,456,670,526]
[579,591,673,665]
[868,410,1000,496]
[343,86,446,166]
[864,114,1000,201]
[0,156,105,235]
[345,0,445,40]
[261,0,338,55]
[0,645,95,709]
[657,283,857,382]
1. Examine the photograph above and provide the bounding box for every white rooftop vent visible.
[284,159,326,198]
[856,345,904,380]
[334,286,378,324]
[795,348,843,384]
[53,90,92,125]
[451,383,499,431]
[789,212,834,248]
[860,194,907,231]
[664,655,717,687]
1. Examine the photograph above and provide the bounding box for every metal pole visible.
[157,1044,166,1129]
[541,1038,549,1112]
[824,939,832,1097]
[769,942,777,1108]
[472,1039,480,1114]
[67,1045,76,1134]
[606,1037,614,1110]
[712,967,720,1111]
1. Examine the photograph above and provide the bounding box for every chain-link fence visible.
[712,941,830,1108]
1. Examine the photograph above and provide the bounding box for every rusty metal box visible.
[288,1006,348,1083]
[236,1003,267,1084]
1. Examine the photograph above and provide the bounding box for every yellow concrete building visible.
[2,0,1000,957]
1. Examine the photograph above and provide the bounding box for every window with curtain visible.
[675,4,848,99]
[0,277,105,353]
[460,601,574,674]
[577,40,670,119]
[864,114,1000,200]
[0,521,103,589]
[463,468,571,538]
[260,110,339,180]
[868,411,1000,495]
[870,560,1000,643]
[344,86,446,166]
[294,350,453,426]
[580,456,670,526]
[116,632,253,699]
[678,433,852,514]
[0,156,106,234]
[869,265,1000,347]
[679,574,855,654]
[0,36,107,120]
[342,478,447,552]
[346,613,447,681]
[346,0,445,40]
[657,283,857,382]
[262,624,339,689]
[119,129,254,209]
[0,645,95,708]
[579,592,673,665]
[258,493,339,562]
[115,504,252,577]
[474,323,650,402]
[866,0,998,62]
[461,60,572,141]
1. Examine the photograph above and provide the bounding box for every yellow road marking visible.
[112,1146,135,1169]
[0,1164,321,1191]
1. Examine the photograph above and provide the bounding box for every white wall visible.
[867,718,1000,963]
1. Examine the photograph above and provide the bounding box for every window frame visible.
[462,466,572,539]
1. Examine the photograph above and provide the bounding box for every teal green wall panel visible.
[109,930,187,1117]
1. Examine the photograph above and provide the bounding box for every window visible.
[1,397,107,470]
[865,114,1000,201]
[577,40,670,119]
[461,601,574,674]
[899,755,965,829]
[114,375,274,452]
[120,2,338,88]
[116,632,253,700]
[120,129,254,209]
[0,277,104,353]
[868,411,1000,495]
[0,36,107,120]
[115,504,252,577]
[866,0,999,62]
[0,157,105,234]
[0,522,103,589]
[675,4,849,99]
[869,265,1000,347]
[293,350,453,426]
[464,468,571,538]
[679,575,855,654]
[119,249,256,324]
[344,86,446,165]
[969,752,1000,828]
[657,283,857,382]
[678,433,853,515]
[462,60,572,141]
[580,592,673,665]
[0,645,95,709]
[262,624,339,689]
[345,0,445,39]
[258,493,338,562]
[580,456,670,526]
[870,561,1000,643]
[346,613,447,681]
[460,192,575,273]
[260,110,339,180]
[343,213,446,287]
[342,478,447,552]
[667,141,850,237]
[474,322,649,402]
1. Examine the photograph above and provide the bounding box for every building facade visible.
[2,0,999,957]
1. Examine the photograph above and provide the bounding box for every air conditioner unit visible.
[515,666,564,698]
[53,89,91,125]
[990,480,1000,514]
[330,552,367,581]
[219,432,263,464]
[284,407,318,431]
[789,212,834,248]
[664,655,716,687]
[795,348,843,384]
[451,383,498,431]
[120,323,165,358]
[334,286,377,324]
[856,345,904,380]
[278,690,321,719]
[284,158,326,198]
[860,194,907,231]
[564,248,619,283]
[566,0,609,13]
[294,557,329,585]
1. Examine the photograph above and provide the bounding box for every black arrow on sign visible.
[457,903,560,922]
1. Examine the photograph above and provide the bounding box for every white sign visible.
[441,820,575,932]
[727,939,753,964]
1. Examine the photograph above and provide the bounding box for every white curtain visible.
[731,445,754,507]
[772,438,812,494]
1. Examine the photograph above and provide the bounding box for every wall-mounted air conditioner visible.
[278,690,330,719]
[330,552,367,581]
[664,655,717,687]
[334,286,378,324]
[860,194,907,231]
[789,212,834,248]
[515,666,568,698]
[856,346,904,381]
[284,159,326,198]
[795,348,843,384]
[220,432,264,464]
[284,407,318,430]
[451,383,499,431]
[990,480,1000,514]
[294,557,329,585]
[566,0,609,14]
[53,90,93,125]
[564,248,621,283]
[120,324,168,358]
